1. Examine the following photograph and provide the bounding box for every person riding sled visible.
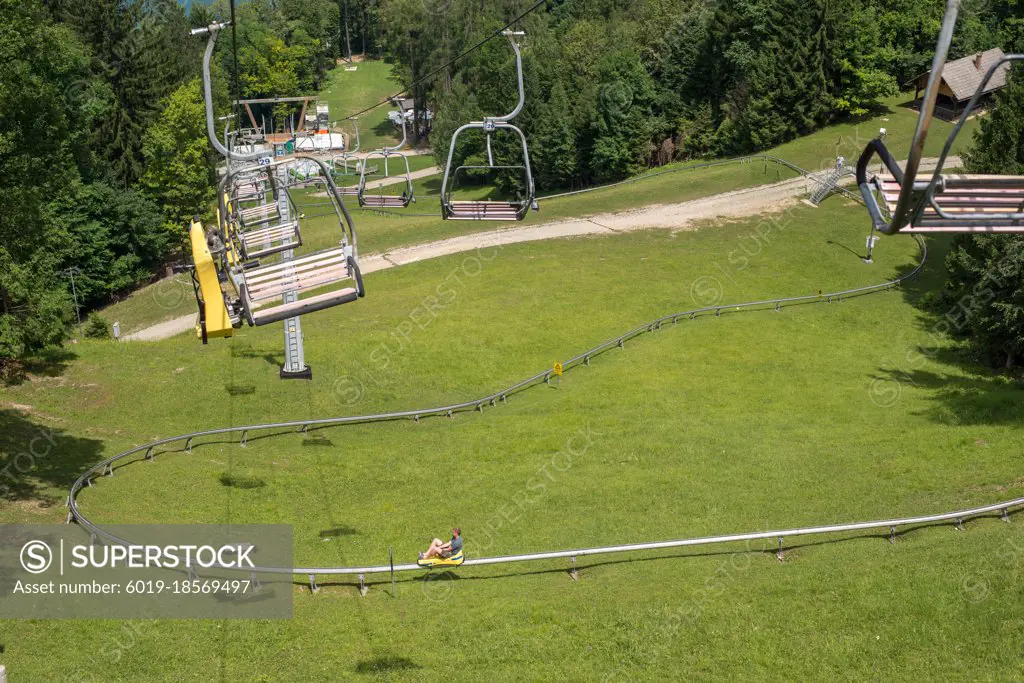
[418,527,462,565]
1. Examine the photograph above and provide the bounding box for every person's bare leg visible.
[422,539,444,559]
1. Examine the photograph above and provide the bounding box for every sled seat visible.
[417,550,465,568]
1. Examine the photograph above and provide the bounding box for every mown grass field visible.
[93,274,196,336]
[318,60,413,153]
[2,194,1023,679]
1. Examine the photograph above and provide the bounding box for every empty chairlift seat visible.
[357,115,414,209]
[856,3,1024,235]
[439,31,537,223]
[359,191,412,209]
[445,200,524,221]
[234,177,303,261]
[237,219,302,260]
[873,174,1024,233]
[237,202,281,227]
[240,248,364,327]
[233,182,265,202]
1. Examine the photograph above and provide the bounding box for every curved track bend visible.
[66,231,1024,582]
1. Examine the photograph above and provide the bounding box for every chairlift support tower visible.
[191,22,364,378]
[275,162,312,379]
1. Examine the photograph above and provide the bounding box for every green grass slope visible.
[2,198,1022,680]
[319,60,411,152]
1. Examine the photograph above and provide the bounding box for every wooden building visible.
[912,48,1010,118]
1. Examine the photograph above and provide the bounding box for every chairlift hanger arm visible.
[856,0,1024,234]
[382,113,408,154]
[489,31,527,124]
[855,0,1024,235]
[193,22,263,163]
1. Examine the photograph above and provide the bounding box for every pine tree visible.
[532,82,578,190]
[942,68,1024,368]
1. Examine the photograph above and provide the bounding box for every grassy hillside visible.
[319,60,411,152]
[3,197,1023,679]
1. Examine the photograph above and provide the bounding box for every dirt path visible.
[315,166,440,197]
[124,156,957,342]
[122,316,198,342]
[362,166,440,188]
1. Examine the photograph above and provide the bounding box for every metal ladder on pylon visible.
[276,164,311,379]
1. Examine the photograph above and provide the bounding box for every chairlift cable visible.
[229,0,243,135]
[337,0,549,122]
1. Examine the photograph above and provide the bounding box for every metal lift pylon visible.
[276,163,312,380]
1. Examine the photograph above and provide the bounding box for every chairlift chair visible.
[331,118,363,197]
[231,171,269,203]
[857,0,1024,234]
[230,171,303,262]
[188,23,367,339]
[441,30,538,222]
[358,113,415,209]
[208,157,365,328]
[330,118,361,174]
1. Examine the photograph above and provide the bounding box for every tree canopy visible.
[3,0,1024,367]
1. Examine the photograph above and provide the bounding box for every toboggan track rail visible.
[65,168,1024,590]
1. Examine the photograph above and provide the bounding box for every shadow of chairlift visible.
[301,433,333,447]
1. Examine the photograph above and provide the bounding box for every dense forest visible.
[396,0,1024,187]
[1,0,368,362]
[2,0,1024,367]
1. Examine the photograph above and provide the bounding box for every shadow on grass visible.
[225,382,257,396]
[0,408,104,504]
[874,234,1024,425]
[874,357,1024,427]
[2,348,78,386]
[354,655,422,675]
[898,234,956,309]
[320,526,359,538]
[372,118,402,140]
[420,176,443,194]
[826,238,868,262]
[230,342,285,368]
[219,473,266,489]
[302,435,334,447]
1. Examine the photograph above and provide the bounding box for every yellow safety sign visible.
[553,362,563,377]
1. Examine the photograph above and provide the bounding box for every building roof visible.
[933,48,1010,101]
[391,96,415,111]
